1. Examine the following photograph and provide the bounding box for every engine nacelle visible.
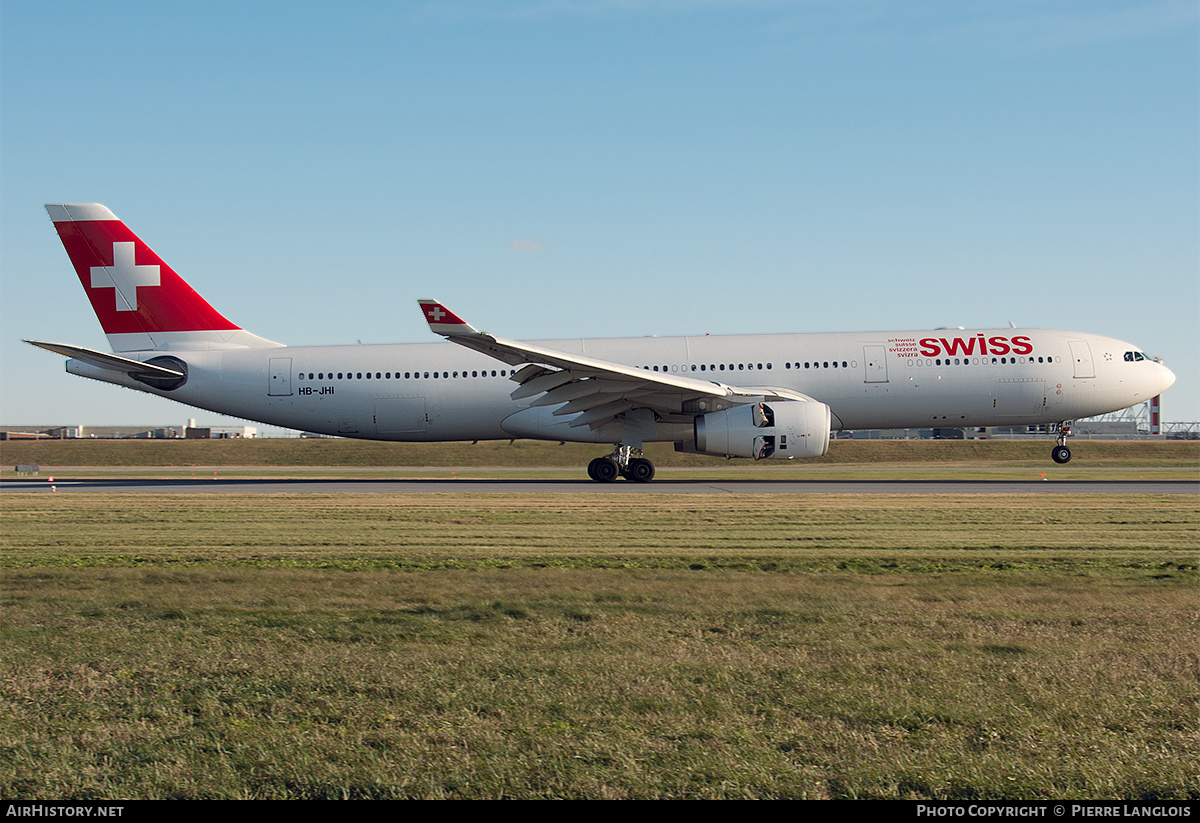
[693,401,831,459]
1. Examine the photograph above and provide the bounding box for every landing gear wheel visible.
[588,457,619,483]
[1051,445,1072,464]
[627,457,655,483]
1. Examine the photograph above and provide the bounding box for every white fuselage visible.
[69,327,1173,442]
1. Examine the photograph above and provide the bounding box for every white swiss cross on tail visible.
[91,241,160,311]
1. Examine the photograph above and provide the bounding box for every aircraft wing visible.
[418,300,813,430]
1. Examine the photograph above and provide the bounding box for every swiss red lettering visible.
[916,334,1034,358]
[939,337,978,356]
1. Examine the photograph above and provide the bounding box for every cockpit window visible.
[1124,351,1146,362]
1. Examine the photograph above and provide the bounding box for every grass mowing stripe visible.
[2,493,1195,571]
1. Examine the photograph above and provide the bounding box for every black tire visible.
[591,457,619,482]
[628,458,655,483]
[1052,445,1072,464]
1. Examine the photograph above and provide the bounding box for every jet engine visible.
[693,400,831,459]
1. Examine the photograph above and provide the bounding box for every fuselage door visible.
[268,357,293,396]
[1068,341,1095,379]
[863,345,888,383]
[374,397,428,435]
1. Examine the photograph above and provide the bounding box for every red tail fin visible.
[46,204,278,352]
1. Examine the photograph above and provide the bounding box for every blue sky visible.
[2,0,1197,429]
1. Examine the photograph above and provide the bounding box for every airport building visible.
[0,423,258,440]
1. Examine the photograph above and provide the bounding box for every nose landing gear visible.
[1051,422,1073,464]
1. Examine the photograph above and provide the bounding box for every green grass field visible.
[3,438,1196,486]
[2,490,1197,799]
[3,436,1198,470]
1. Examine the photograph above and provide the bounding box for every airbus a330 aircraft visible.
[28,203,1175,482]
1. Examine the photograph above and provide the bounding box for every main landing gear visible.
[587,445,655,483]
[1051,422,1073,464]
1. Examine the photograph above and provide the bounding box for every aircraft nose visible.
[1155,361,1176,395]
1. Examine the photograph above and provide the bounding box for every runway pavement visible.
[1,475,1194,494]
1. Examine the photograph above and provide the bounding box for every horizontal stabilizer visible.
[25,340,184,378]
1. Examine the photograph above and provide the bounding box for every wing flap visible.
[528,378,606,407]
[567,399,637,428]
[509,370,578,400]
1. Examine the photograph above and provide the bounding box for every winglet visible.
[418,299,479,336]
